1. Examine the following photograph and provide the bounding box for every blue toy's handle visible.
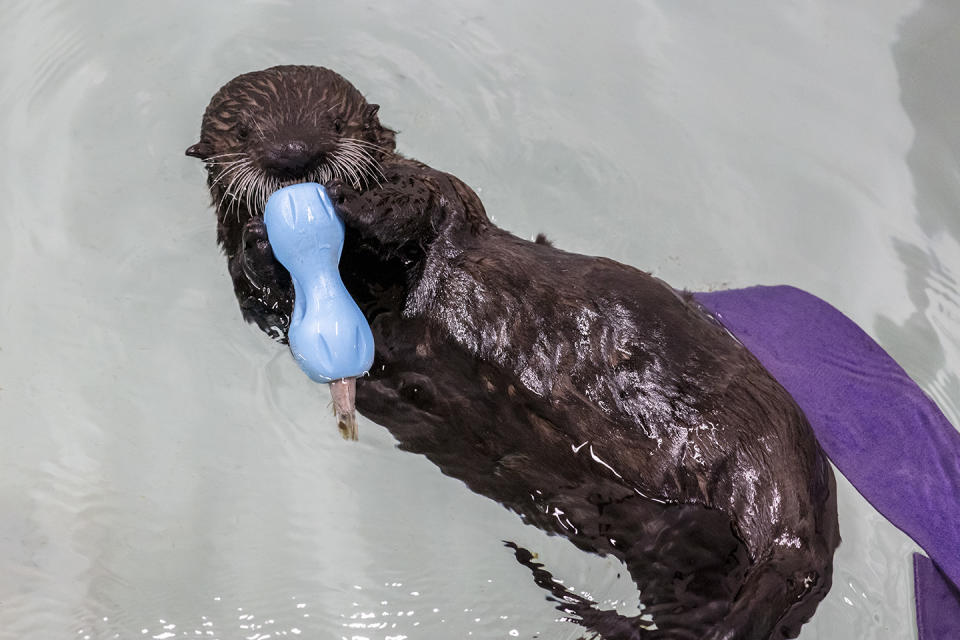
[263,183,374,383]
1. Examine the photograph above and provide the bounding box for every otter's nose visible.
[264,140,315,173]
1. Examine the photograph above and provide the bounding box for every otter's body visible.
[188,66,839,640]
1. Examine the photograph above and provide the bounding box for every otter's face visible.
[186,65,395,222]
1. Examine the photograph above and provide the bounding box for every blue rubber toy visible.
[263,183,375,384]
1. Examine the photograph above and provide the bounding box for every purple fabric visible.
[915,554,960,640]
[693,285,960,638]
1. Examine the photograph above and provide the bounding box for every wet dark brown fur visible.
[187,65,840,640]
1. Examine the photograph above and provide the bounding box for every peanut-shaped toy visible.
[263,182,375,440]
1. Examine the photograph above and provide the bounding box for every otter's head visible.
[186,65,396,224]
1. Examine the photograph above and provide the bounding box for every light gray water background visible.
[1,1,959,639]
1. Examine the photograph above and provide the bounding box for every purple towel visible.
[915,554,960,640]
[694,285,960,639]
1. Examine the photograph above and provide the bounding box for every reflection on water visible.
[1,0,957,639]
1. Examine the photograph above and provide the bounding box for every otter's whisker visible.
[244,169,256,216]
[354,147,385,186]
[260,174,273,212]
[217,159,250,182]
[333,151,363,189]
[348,140,390,171]
[205,159,247,167]
[211,160,248,184]
[338,138,386,186]
[348,138,388,152]
[216,161,251,215]
[328,158,345,185]
[267,175,281,207]
[226,164,256,223]
[335,145,364,170]
[352,142,386,171]
[226,169,246,222]
[336,145,372,187]
[255,176,266,214]
[204,152,248,161]
[341,156,361,189]
[240,170,258,220]
[217,177,239,220]
[348,151,380,188]
[346,141,384,171]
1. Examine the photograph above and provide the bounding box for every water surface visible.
[1,1,958,639]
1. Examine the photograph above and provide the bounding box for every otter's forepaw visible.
[326,178,367,229]
[240,217,282,283]
[326,178,358,208]
[228,217,294,342]
[241,216,272,258]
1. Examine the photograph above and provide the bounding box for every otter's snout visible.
[263,139,319,174]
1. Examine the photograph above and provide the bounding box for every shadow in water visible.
[876,1,960,425]
[893,0,960,244]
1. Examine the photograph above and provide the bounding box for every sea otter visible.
[186,65,840,640]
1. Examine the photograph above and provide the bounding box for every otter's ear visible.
[363,104,380,123]
[185,141,213,158]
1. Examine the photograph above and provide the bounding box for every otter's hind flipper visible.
[505,542,668,640]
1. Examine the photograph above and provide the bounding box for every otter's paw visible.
[231,216,294,341]
[240,217,283,284]
[326,178,360,213]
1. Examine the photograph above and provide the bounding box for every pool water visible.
[1,1,958,639]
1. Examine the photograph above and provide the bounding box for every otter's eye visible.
[236,123,250,141]
[334,118,344,134]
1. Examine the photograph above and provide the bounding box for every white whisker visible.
[338,137,386,187]
[217,162,248,219]
[334,150,363,189]
[204,152,247,161]
[204,131,391,227]
[211,160,248,182]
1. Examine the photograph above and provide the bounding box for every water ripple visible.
[1,1,956,639]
